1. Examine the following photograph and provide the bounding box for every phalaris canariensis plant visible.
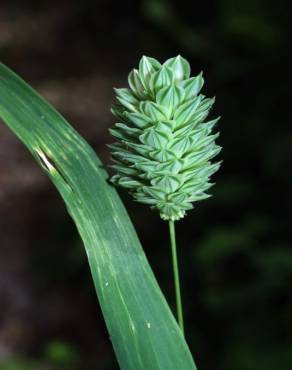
[109,55,221,221]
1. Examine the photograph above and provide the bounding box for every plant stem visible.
[168,220,184,335]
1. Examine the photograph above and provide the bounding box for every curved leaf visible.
[0,63,197,370]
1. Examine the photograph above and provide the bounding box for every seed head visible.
[109,56,221,221]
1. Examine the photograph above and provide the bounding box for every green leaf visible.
[157,159,184,174]
[126,112,153,128]
[155,120,175,134]
[150,148,177,162]
[128,69,146,99]
[173,95,204,126]
[0,63,197,370]
[134,194,159,205]
[123,141,151,157]
[156,85,185,115]
[150,66,174,93]
[110,123,142,141]
[111,163,139,177]
[140,186,166,200]
[188,192,211,202]
[114,175,142,189]
[191,162,222,179]
[115,88,139,105]
[111,104,127,121]
[140,101,168,121]
[170,136,192,157]
[135,160,159,174]
[180,73,204,100]
[183,145,222,169]
[139,128,169,149]
[116,95,138,112]
[139,56,161,90]
[179,179,207,194]
[163,55,191,82]
[151,175,181,193]
[113,150,146,164]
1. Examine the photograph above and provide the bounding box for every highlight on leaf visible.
[109,55,222,221]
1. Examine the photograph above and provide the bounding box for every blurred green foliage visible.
[0,340,79,370]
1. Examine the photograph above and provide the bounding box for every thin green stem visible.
[168,220,184,335]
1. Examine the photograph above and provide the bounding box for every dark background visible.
[0,1,291,369]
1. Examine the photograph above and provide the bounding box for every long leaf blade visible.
[0,63,197,370]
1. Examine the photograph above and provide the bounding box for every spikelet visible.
[109,55,221,221]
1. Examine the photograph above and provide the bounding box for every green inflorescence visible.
[109,55,222,221]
